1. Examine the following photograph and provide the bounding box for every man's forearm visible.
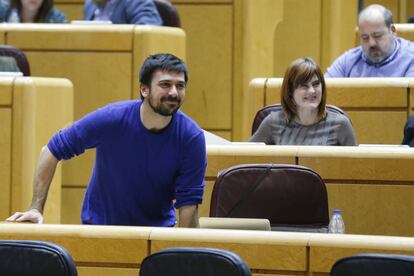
[30,146,59,213]
[178,205,199,228]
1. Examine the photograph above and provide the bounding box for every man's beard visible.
[148,92,182,116]
[365,39,395,64]
[366,46,387,64]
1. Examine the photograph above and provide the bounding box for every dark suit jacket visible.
[402,116,414,147]
[83,0,162,25]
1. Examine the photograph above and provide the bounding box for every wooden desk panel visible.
[4,24,133,51]
[0,108,11,219]
[11,77,73,223]
[206,145,297,177]
[1,224,414,275]
[54,3,83,22]
[0,78,13,105]
[150,228,309,272]
[347,111,406,144]
[298,153,414,181]
[326,183,414,236]
[0,78,13,218]
[175,4,232,130]
[309,234,414,273]
[0,224,151,269]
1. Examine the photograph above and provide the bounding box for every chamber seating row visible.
[0,223,414,276]
[245,77,414,143]
[60,144,414,237]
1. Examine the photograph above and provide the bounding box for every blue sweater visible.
[48,100,206,226]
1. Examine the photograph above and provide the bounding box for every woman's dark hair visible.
[281,57,327,122]
[11,0,53,23]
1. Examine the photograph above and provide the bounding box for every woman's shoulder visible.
[326,109,352,126]
[261,109,285,126]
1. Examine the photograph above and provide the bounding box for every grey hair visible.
[358,4,393,28]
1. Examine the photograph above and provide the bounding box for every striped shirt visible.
[249,110,357,146]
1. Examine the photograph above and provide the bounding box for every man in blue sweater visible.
[7,53,207,228]
[325,4,414,77]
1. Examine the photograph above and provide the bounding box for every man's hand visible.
[178,205,199,228]
[6,209,43,224]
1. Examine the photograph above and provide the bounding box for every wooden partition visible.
[0,24,185,224]
[61,144,414,237]
[204,145,414,237]
[0,77,73,223]
[1,224,414,276]
[246,77,412,144]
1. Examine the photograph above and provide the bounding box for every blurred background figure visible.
[0,0,66,23]
[0,55,20,72]
[326,4,414,77]
[83,0,162,25]
[402,116,414,147]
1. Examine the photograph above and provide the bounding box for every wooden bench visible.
[1,223,414,275]
[0,77,73,223]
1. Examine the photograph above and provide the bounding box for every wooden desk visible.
[309,233,414,274]
[0,77,73,223]
[204,145,414,237]
[61,144,414,237]
[1,224,414,275]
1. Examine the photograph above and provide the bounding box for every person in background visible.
[6,53,207,228]
[0,0,66,23]
[402,116,414,147]
[325,4,414,77]
[250,57,357,146]
[83,0,162,25]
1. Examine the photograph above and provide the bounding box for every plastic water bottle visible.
[328,209,345,234]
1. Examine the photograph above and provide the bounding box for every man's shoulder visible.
[97,100,139,115]
[326,109,351,125]
[175,111,203,134]
[398,37,414,54]
[340,46,363,59]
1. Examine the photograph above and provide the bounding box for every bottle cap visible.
[333,209,342,214]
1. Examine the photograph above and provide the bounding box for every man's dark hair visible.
[139,53,188,86]
[139,53,188,100]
